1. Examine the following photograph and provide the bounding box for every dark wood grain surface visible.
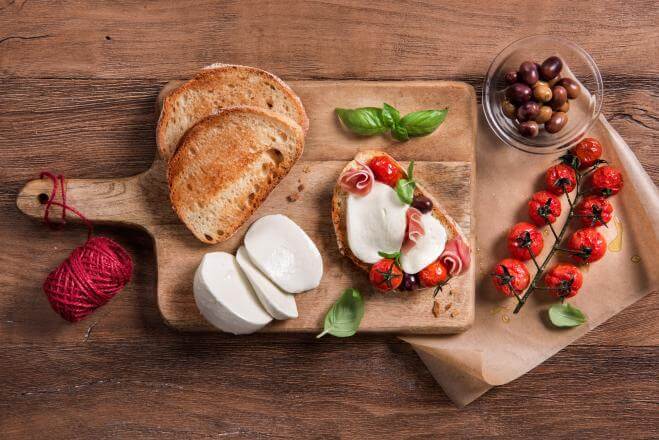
[1,1,657,438]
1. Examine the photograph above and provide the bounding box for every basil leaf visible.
[335,107,386,136]
[391,123,409,141]
[378,250,401,268]
[395,160,415,204]
[548,303,587,328]
[400,109,448,137]
[407,161,415,179]
[317,288,365,338]
[381,103,400,128]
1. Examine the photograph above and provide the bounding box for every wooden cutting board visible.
[17,81,477,334]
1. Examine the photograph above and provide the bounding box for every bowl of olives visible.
[483,36,603,154]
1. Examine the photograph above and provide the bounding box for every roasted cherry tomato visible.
[507,222,544,261]
[369,259,403,291]
[567,228,607,263]
[418,259,449,288]
[544,263,583,298]
[591,166,623,197]
[528,191,562,226]
[572,138,603,169]
[545,163,577,195]
[575,196,613,227]
[369,156,403,187]
[491,258,530,297]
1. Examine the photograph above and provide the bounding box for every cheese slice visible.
[244,214,323,293]
[346,181,407,264]
[236,246,298,320]
[193,252,272,334]
[400,214,447,274]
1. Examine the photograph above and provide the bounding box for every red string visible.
[40,172,133,322]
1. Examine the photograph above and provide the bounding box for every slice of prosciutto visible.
[401,207,425,254]
[439,236,471,276]
[339,160,374,196]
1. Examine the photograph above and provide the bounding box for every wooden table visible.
[1,1,657,438]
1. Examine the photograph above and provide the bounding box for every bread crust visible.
[331,150,467,275]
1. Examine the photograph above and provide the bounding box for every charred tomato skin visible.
[418,260,449,288]
[591,166,623,197]
[528,191,562,226]
[567,228,607,264]
[544,263,584,298]
[575,196,614,227]
[545,163,577,195]
[369,259,403,292]
[492,258,530,297]
[369,156,404,187]
[572,138,603,169]
[507,222,544,261]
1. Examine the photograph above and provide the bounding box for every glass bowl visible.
[483,35,603,154]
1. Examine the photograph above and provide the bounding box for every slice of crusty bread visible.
[168,106,304,244]
[157,64,309,161]
[331,150,466,274]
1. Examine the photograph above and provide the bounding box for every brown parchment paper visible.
[402,113,659,407]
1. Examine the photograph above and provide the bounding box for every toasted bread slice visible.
[331,150,466,274]
[168,106,304,244]
[157,64,309,161]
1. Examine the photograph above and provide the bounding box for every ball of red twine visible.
[39,172,133,322]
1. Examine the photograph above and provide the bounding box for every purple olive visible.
[411,195,433,213]
[550,85,568,109]
[518,61,539,86]
[545,112,568,133]
[516,101,540,122]
[518,120,539,138]
[506,82,533,105]
[540,56,563,80]
[503,69,518,85]
[558,78,581,99]
[400,273,420,291]
[548,74,562,87]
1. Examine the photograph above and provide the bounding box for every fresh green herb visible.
[316,288,365,338]
[335,104,447,141]
[395,161,416,204]
[335,107,386,136]
[378,250,401,268]
[548,303,587,328]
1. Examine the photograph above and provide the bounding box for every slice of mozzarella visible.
[236,246,298,320]
[347,181,407,264]
[193,252,273,334]
[244,214,323,293]
[400,214,448,274]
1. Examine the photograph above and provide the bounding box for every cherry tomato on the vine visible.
[491,258,530,297]
[369,259,403,292]
[591,166,623,197]
[418,259,449,288]
[575,196,613,227]
[544,263,583,298]
[369,156,403,187]
[572,138,603,169]
[567,228,607,264]
[545,163,577,195]
[507,222,544,261]
[528,191,562,226]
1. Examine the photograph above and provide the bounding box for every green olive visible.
[532,80,548,89]
[556,101,570,112]
[535,106,552,124]
[501,99,517,119]
[533,84,552,103]
[548,75,562,87]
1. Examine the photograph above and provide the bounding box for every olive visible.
[400,273,420,291]
[518,61,539,86]
[516,101,540,122]
[535,105,553,124]
[540,56,563,80]
[506,82,532,105]
[548,74,562,87]
[411,195,433,213]
[503,69,518,85]
[501,99,517,119]
[545,112,568,133]
[549,85,568,108]
[533,83,552,103]
[558,78,581,99]
[556,100,570,112]
[518,120,539,138]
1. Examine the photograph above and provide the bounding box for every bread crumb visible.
[287,193,299,202]
[303,165,311,173]
[450,309,460,318]
[432,301,441,317]
[444,303,452,311]
[297,184,305,192]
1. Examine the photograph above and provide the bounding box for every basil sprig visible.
[316,288,364,338]
[395,161,416,204]
[378,250,402,268]
[335,104,447,142]
[548,303,587,328]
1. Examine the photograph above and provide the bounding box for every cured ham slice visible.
[401,207,425,254]
[339,160,374,196]
[440,236,471,276]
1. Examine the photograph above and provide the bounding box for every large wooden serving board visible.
[17,81,476,334]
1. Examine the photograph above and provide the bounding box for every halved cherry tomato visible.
[369,259,403,292]
[591,166,623,197]
[575,196,613,227]
[369,156,403,187]
[418,259,449,288]
[507,222,544,261]
[528,191,562,226]
[572,138,603,169]
[567,228,607,263]
[545,163,577,195]
[491,258,530,297]
[544,263,583,298]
